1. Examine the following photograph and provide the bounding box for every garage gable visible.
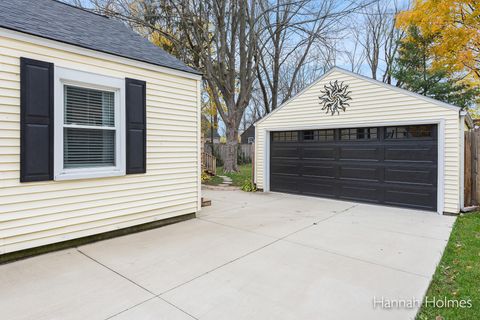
[256,67,459,128]
[254,67,462,214]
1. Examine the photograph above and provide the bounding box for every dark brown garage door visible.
[270,125,437,211]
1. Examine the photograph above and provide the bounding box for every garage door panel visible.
[270,125,437,211]
[339,147,379,161]
[384,186,436,210]
[302,146,336,160]
[271,161,300,176]
[302,163,336,179]
[339,184,380,203]
[385,167,436,186]
[384,145,436,163]
[271,145,300,159]
[339,166,380,182]
[270,176,301,194]
[300,178,336,197]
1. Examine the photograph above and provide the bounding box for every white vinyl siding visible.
[255,69,461,214]
[0,31,201,254]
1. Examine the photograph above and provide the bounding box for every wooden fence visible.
[204,143,254,165]
[202,152,217,175]
[464,130,480,207]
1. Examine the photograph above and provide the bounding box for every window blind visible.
[64,85,116,168]
[65,86,114,126]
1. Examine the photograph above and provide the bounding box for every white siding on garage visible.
[0,31,201,254]
[255,69,461,214]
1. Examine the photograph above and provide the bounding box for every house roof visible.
[241,125,255,137]
[255,67,461,126]
[0,0,200,75]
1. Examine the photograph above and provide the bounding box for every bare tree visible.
[352,0,405,82]
[80,0,261,172]
[343,27,366,73]
[255,0,364,114]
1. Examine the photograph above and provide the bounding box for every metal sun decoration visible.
[318,80,352,115]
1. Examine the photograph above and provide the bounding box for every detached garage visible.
[254,68,471,214]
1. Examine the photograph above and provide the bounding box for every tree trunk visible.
[224,125,239,173]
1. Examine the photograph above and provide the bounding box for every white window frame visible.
[54,67,126,180]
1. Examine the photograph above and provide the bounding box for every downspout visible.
[459,110,467,212]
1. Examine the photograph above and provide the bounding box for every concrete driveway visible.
[0,189,455,320]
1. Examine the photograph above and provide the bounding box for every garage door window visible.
[303,130,334,142]
[340,127,377,140]
[385,125,433,139]
[272,131,298,142]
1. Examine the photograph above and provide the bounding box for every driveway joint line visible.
[103,296,157,320]
[197,217,280,240]
[281,238,430,279]
[156,296,200,320]
[159,205,357,296]
[77,248,156,295]
[78,249,199,320]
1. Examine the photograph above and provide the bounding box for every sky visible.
[63,0,413,135]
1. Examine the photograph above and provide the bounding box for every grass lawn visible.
[217,163,253,187]
[202,164,253,187]
[417,212,480,320]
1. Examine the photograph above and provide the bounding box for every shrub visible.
[201,171,211,183]
[241,178,257,192]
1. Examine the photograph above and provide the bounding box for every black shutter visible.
[125,78,147,174]
[20,58,54,182]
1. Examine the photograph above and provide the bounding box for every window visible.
[303,130,334,142]
[340,127,377,140]
[318,129,334,141]
[64,86,115,168]
[385,125,433,139]
[54,67,125,180]
[272,131,298,142]
[247,137,255,144]
[303,130,315,141]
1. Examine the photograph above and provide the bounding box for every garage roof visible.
[0,0,200,75]
[255,67,461,126]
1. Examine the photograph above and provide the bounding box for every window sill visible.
[54,168,125,181]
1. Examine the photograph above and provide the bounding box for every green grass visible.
[202,174,224,186]
[217,163,253,187]
[202,164,253,187]
[417,212,480,320]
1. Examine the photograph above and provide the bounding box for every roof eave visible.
[0,25,202,77]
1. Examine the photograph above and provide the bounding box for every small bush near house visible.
[241,179,257,192]
[201,171,211,183]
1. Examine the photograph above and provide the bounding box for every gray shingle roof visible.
[0,0,200,75]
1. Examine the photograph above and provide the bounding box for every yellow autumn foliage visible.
[396,0,480,85]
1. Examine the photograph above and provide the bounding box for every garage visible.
[270,125,437,210]
[255,67,472,214]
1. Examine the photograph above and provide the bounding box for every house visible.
[240,124,255,144]
[0,0,202,260]
[254,67,472,214]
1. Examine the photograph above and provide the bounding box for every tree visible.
[352,0,405,83]
[255,0,357,114]
[396,0,480,85]
[85,0,260,172]
[393,26,479,109]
